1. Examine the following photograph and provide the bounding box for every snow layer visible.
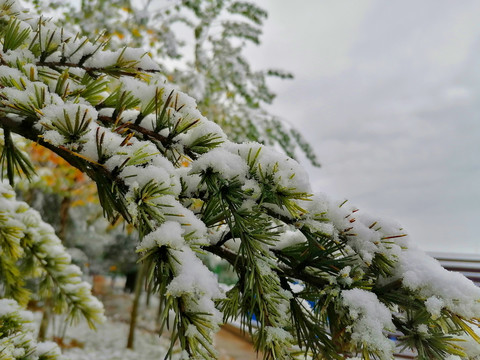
[394,248,480,318]
[342,289,395,359]
[62,320,171,360]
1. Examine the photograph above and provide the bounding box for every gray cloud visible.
[246,0,480,253]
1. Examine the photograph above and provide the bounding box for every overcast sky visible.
[245,0,480,253]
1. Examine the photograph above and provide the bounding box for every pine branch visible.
[36,60,160,78]
[98,114,169,148]
[0,299,63,359]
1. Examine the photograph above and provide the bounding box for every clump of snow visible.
[0,298,63,359]
[98,108,115,118]
[338,266,354,286]
[120,164,176,193]
[176,167,204,197]
[0,0,24,14]
[179,115,227,149]
[264,326,293,344]
[149,195,207,238]
[138,221,185,250]
[39,103,97,139]
[227,142,311,191]
[2,82,59,116]
[416,324,429,335]
[424,296,444,319]
[163,245,224,331]
[341,288,395,359]
[224,238,241,253]
[42,129,66,146]
[35,341,62,358]
[0,47,36,64]
[167,246,223,301]
[241,178,261,200]
[394,248,480,318]
[83,48,159,71]
[0,298,30,320]
[0,65,24,82]
[272,229,307,250]
[190,146,249,181]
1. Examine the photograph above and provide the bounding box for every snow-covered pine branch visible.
[23,0,319,167]
[0,298,63,360]
[0,179,104,358]
[0,180,105,325]
[0,1,479,359]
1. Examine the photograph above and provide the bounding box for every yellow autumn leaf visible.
[132,28,141,37]
[113,30,125,40]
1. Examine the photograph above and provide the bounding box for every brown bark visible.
[126,263,146,349]
[38,301,50,341]
[59,196,72,241]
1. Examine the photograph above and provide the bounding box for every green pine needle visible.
[2,18,31,52]
[0,129,35,186]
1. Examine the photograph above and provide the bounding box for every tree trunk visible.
[59,196,71,241]
[38,303,50,341]
[124,270,137,293]
[126,263,145,349]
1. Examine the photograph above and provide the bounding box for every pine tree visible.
[1,1,480,359]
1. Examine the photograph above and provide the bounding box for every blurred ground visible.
[44,277,417,359]
[48,283,260,360]
[36,286,416,359]
[215,325,261,360]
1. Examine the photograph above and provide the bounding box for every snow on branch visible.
[0,1,479,359]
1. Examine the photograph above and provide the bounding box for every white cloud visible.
[247,0,374,76]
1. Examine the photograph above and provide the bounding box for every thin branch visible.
[98,115,168,144]
[202,244,329,289]
[37,61,159,77]
[0,115,128,193]
[97,115,200,161]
